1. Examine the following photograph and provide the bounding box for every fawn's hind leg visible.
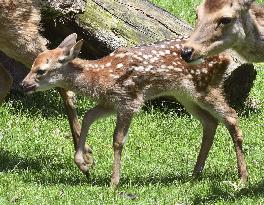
[199,90,248,183]
[111,110,133,188]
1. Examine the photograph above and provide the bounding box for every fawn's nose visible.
[19,81,25,90]
[181,47,194,63]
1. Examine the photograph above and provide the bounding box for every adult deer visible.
[181,0,263,63]
[0,1,94,166]
[21,33,248,187]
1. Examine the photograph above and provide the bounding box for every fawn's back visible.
[65,37,229,110]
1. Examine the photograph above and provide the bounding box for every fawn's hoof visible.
[83,144,95,167]
[74,153,89,174]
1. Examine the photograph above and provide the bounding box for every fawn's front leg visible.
[58,88,94,166]
[111,111,133,188]
[74,105,112,175]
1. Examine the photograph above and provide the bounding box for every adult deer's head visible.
[21,33,83,93]
[181,0,255,63]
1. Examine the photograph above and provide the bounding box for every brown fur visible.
[204,0,230,13]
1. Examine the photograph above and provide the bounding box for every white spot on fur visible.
[116,63,123,69]
[143,55,149,59]
[106,62,112,67]
[187,74,192,79]
[165,50,170,55]
[175,67,182,72]
[201,68,208,73]
[110,74,118,79]
[157,68,167,72]
[123,79,135,87]
[134,66,145,72]
[158,51,165,56]
[116,53,126,58]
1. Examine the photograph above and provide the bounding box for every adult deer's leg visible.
[200,90,248,183]
[58,88,94,166]
[223,108,248,183]
[111,111,133,188]
[0,63,12,105]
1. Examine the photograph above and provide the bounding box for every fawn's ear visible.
[58,33,77,49]
[60,39,84,63]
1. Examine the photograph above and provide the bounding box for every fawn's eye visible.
[58,58,66,64]
[218,17,232,25]
[36,69,46,76]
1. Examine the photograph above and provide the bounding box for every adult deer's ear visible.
[59,39,84,63]
[240,0,255,7]
[57,33,77,50]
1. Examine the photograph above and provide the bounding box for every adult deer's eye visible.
[218,17,232,25]
[36,69,46,76]
[195,12,198,20]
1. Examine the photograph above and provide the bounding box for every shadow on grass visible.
[192,178,264,204]
[2,148,264,202]
[5,92,262,121]
[0,149,85,186]
[0,150,43,172]
[6,91,66,118]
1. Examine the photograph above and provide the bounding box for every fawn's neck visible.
[63,58,111,99]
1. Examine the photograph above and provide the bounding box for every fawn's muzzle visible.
[20,81,36,93]
[181,47,194,63]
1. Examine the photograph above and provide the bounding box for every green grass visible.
[0,0,264,204]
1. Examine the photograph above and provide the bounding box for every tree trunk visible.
[3,0,256,108]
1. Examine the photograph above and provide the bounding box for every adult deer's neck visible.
[235,4,264,62]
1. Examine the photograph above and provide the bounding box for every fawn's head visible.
[21,33,83,93]
[181,0,255,63]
